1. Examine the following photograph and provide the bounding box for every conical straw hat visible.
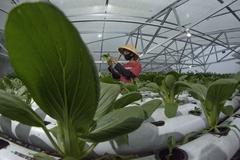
[118,44,139,57]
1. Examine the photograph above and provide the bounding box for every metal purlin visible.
[141,0,240,71]
[2,0,240,72]
[51,0,240,70]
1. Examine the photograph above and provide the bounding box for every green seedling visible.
[140,71,187,118]
[178,79,238,133]
[166,136,176,160]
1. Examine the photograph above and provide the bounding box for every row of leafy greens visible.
[0,2,239,159]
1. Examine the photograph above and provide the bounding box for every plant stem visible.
[63,122,82,157]
[42,124,63,155]
[78,143,97,160]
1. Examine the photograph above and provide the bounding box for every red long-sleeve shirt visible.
[108,61,142,83]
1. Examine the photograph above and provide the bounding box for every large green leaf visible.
[164,74,177,89]
[113,92,142,109]
[114,135,129,145]
[139,82,159,93]
[145,82,160,90]
[121,83,138,92]
[141,99,162,118]
[0,90,44,127]
[5,2,99,132]
[80,106,145,142]
[176,81,207,102]
[206,79,237,105]
[94,83,120,120]
[173,80,188,95]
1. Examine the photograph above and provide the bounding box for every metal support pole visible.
[142,9,172,54]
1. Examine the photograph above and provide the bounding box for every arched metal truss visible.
[0,0,240,73]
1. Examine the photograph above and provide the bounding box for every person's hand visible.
[107,59,112,66]
[110,57,118,64]
[107,57,117,66]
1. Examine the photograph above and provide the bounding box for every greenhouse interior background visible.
[0,0,240,160]
[0,0,240,74]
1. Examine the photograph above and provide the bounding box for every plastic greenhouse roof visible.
[0,0,240,73]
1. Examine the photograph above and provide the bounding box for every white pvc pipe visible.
[0,137,38,160]
[0,95,239,155]
[93,114,206,155]
[0,136,59,160]
[0,101,57,151]
[131,105,240,160]
[93,96,240,156]
[180,111,240,160]
[140,92,200,121]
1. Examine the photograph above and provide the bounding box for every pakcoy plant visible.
[86,82,161,143]
[93,82,161,122]
[0,2,161,160]
[166,136,176,160]
[178,78,238,134]
[140,71,187,118]
[158,136,188,160]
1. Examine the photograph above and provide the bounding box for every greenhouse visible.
[0,0,240,160]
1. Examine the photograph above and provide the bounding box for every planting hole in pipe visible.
[233,114,240,118]
[150,120,165,126]
[190,101,197,104]
[188,110,201,116]
[157,148,188,160]
[0,139,9,149]
[188,107,202,116]
[209,126,231,136]
[43,121,51,126]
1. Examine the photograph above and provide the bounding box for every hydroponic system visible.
[0,0,240,160]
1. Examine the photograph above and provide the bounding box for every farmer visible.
[107,44,142,83]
